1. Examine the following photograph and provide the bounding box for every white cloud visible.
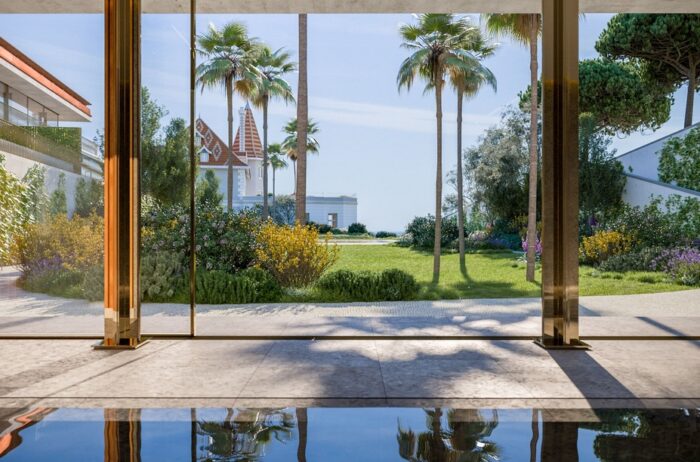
[266,96,501,135]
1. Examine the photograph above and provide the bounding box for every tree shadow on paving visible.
[230,338,649,404]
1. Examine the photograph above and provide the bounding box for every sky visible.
[0,13,697,232]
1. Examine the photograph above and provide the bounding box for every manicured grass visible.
[325,245,691,299]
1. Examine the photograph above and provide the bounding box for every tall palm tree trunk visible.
[525,17,539,282]
[685,66,696,128]
[433,77,443,283]
[262,96,270,218]
[456,88,466,273]
[529,409,539,462]
[272,166,276,206]
[296,407,308,462]
[295,13,308,225]
[226,76,234,211]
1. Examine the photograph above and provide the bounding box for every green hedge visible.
[317,269,419,301]
[0,123,81,166]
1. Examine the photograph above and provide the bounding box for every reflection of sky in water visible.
[2,407,697,461]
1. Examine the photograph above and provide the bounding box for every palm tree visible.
[196,408,294,460]
[281,118,320,187]
[446,28,497,273]
[296,13,309,225]
[397,13,482,283]
[483,14,541,282]
[251,46,296,219]
[268,142,288,206]
[197,22,261,210]
[397,408,500,462]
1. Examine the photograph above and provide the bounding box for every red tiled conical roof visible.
[232,103,263,159]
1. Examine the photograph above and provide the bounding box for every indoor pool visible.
[1,407,698,461]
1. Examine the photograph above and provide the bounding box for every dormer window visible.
[199,148,209,163]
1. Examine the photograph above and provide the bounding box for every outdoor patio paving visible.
[0,338,698,409]
[2,267,700,337]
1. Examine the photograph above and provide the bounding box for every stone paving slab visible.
[2,314,700,338]
[0,339,698,407]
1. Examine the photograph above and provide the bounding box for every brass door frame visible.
[100,0,143,348]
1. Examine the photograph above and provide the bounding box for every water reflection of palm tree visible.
[397,408,499,461]
[196,408,294,461]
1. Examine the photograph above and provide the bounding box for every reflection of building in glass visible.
[0,38,102,214]
[196,105,358,229]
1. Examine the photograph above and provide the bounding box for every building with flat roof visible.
[0,37,102,215]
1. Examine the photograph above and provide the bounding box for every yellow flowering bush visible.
[13,214,104,300]
[579,230,632,265]
[14,214,103,273]
[255,222,339,288]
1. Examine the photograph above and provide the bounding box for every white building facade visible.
[0,38,102,216]
[617,122,700,207]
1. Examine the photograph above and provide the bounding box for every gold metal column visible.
[189,0,197,337]
[536,0,588,349]
[99,0,146,349]
[104,409,142,462]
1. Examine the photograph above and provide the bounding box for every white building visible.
[617,122,700,208]
[196,105,358,229]
[0,38,102,216]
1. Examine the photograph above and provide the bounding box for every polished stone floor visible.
[1,339,697,409]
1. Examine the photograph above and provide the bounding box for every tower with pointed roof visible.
[196,104,265,200]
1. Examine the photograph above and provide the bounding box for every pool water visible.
[1,407,698,461]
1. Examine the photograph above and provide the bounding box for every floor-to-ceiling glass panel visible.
[577,10,700,337]
[0,3,105,336]
[140,8,193,335]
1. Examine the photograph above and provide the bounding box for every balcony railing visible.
[0,118,81,172]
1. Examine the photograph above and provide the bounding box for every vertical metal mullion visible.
[537,0,587,349]
[99,0,144,349]
[189,0,197,337]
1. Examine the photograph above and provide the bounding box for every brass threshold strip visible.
[0,335,698,341]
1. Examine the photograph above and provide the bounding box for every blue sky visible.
[0,13,697,231]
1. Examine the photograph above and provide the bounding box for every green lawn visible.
[325,244,691,299]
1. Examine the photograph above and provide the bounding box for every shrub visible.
[404,215,459,249]
[75,177,104,218]
[255,222,339,288]
[376,269,420,300]
[579,230,632,265]
[141,203,261,275]
[81,264,104,301]
[375,231,397,238]
[140,250,185,302]
[21,267,84,299]
[669,262,700,286]
[521,236,542,258]
[598,246,670,272]
[15,214,103,276]
[658,125,700,191]
[652,248,700,286]
[0,155,45,264]
[317,224,333,234]
[317,269,419,301]
[348,222,368,234]
[14,214,103,298]
[48,173,67,216]
[601,197,698,249]
[237,267,282,302]
[195,270,257,304]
